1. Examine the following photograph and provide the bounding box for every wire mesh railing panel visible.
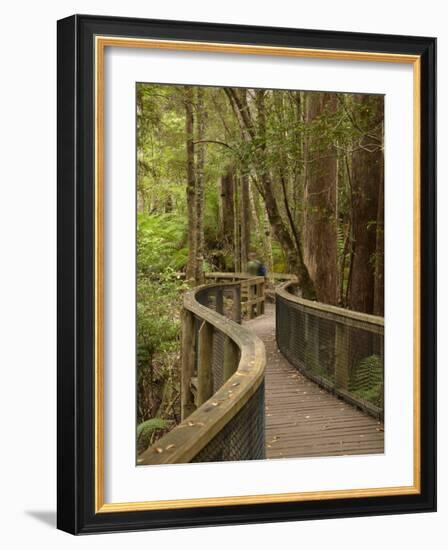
[276,290,384,419]
[192,382,265,463]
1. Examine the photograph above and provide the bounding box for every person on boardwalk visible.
[247,254,267,277]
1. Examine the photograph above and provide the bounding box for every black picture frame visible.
[57,14,436,534]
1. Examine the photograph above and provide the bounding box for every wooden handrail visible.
[137,278,266,465]
[276,281,384,334]
[205,273,266,319]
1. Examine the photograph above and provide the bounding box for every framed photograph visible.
[57,14,436,534]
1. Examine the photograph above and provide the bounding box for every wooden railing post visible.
[241,281,247,318]
[197,321,214,406]
[223,337,239,382]
[257,279,265,315]
[334,323,350,390]
[181,309,196,420]
[232,284,241,324]
[215,288,224,315]
[262,279,266,313]
[247,284,253,319]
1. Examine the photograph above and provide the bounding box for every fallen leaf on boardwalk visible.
[166,444,176,450]
[305,415,310,419]
[155,447,163,454]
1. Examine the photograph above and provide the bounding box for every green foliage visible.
[350,354,383,408]
[136,269,185,426]
[136,214,187,427]
[137,418,170,453]
[137,269,186,364]
[137,213,188,272]
[271,241,286,272]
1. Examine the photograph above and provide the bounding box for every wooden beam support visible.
[232,285,241,324]
[215,288,224,315]
[335,322,350,390]
[197,321,214,406]
[181,310,196,420]
[223,336,239,382]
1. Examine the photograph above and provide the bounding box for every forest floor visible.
[244,304,385,459]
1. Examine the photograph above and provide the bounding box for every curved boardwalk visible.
[245,303,385,459]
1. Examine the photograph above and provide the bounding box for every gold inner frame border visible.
[94,35,421,513]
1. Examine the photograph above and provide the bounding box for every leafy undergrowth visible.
[350,354,383,408]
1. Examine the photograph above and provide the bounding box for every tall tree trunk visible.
[184,86,197,283]
[348,95,383,314]
[250,182,274,282]
[373,161,384,315]
[233,174,241,272]
[303,92,339,305]
[195,87,206,284]
[240,174,250,272]
[220,166,235,269]
[137,190,145,214]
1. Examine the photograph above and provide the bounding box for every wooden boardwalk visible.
[245,303,384,459]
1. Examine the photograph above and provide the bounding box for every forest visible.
[136,83,384,452]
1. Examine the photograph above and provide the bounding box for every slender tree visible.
[195,87,206,284]
[249,181,274,281]
[240,173,250,272]
[373,176,384,315]
[220,166,236,268]
[184,86,197,283]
